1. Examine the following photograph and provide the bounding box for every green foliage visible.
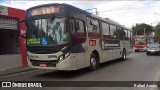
[132,23,154,35]
[154,23,160,43]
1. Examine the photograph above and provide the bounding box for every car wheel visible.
[146,52,149,55]
[135,50,139,52]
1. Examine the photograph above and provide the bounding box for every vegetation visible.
[131,23,160,43]
[132,23,154,36]
[154,23,160,43]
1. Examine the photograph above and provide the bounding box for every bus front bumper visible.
[27,55,77,71]
[133,47,146,51]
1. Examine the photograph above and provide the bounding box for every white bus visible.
[20,3,133,71]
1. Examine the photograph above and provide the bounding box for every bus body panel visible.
[24,3,133,70]
[27,52,89,70]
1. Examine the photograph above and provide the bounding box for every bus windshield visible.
[26,17,69,46]
[135,38,145,45]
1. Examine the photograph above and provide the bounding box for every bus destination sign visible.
[0,5,8,16]
[31,6,60,16]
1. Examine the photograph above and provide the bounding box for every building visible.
[0,5,27,71]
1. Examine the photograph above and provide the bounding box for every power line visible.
[98,1,139,12]
[98,5,160,14]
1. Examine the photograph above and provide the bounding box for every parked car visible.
[146,44,160,55]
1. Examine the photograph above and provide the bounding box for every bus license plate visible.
[39,64,47,67]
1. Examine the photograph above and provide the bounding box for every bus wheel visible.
[88,53,98,71]
[121,50,126,60]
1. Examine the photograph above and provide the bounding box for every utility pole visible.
[144,28,146,36]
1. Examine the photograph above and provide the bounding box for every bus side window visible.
[109,25,116,39]
[70,18,86,45]
[124,29,128,40]
[87,17,100,38]
[75,19,85,37]
[70,18,86,37]
[128,30,131,40]
[102,22,110,39]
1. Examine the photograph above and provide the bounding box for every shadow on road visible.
[34,58,131,79]
[99,58,127,69]
[146,54,160,56]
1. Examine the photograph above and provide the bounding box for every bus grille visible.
[30,59,58,67]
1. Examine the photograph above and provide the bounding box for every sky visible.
[0,0,160,28]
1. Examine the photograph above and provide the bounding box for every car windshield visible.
[148,44,159,48]
[26,17,69,45]
[148,42,153,44]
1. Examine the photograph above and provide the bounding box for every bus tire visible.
[121,49,126,61]
[88,53,99,71]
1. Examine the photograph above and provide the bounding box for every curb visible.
[0,67,36,77]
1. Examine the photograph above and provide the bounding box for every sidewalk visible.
[0,67,36,76]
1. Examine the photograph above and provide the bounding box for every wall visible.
[0,29,20,54]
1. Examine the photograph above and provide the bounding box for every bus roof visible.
[26,3,131,30]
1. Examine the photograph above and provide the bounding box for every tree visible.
[132,23,154,36]
[154,23,160,43]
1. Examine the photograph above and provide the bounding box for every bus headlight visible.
[65,52,70,58]
[59,55,64,62]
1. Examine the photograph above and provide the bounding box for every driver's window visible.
[87,17,100,38]
[71,18,86,38]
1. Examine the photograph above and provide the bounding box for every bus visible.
[133,35,147,52]
[20,3,133,71]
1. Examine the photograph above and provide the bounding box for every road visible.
[0,52,160,90]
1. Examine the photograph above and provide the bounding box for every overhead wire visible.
[98,5,160,15]
[98,1,139,12]
[98,1,158,13]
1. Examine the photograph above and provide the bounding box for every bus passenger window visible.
[87,17,100,38]
[120,28,126,40]
[124,29,128,40]
[128,30,131,40]
[102,22,110,39]
[117,28,125,40]
[116,27,121,39]
[110,25,116,39]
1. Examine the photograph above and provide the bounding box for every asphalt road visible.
[0,52,160,90]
